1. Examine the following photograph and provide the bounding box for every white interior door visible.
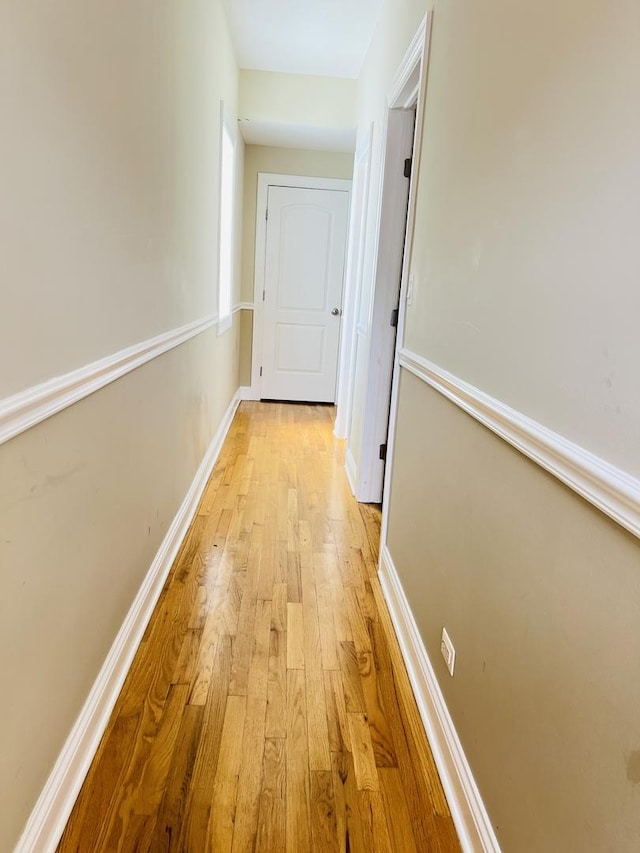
[261,185,350,402]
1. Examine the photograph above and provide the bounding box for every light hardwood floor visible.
[58,402,460,852]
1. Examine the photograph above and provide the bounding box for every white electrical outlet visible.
[441,628,456,676]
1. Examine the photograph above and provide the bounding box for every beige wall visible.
[406,0,640,478]
[354,0,640,849]
[388,372,640,852]
[239,309,253,387]
[0,3,241,398]
[0,2,242,847]
[239,69,357,130]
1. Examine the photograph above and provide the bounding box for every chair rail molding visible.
[398,347,640,540]
[0,314,226,448]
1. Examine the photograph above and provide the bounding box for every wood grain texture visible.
[207,694,247,853]
[348,712,379,792]
[57,402,459,852]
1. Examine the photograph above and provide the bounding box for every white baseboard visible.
[333,420,347,440]
[378,544,501,853]
[15,390,241,853]
[239,385,260,401]
[345,447,358,497]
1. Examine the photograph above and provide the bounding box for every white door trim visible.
[250,173,352,401]
[352,13,433,502]
[379,12,432,540]
[334,124,374,439]
[355,108,414,501]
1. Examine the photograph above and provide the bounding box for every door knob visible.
[331,308,342,316]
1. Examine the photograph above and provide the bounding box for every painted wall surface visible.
[0,3,241,399]
[352,0,640,849]
[239,310,254,387]
[387,372,640,851]
[0,1,243,847]
[406,1,640,479]
[239,69,357,131]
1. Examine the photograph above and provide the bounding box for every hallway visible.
[57,402,459,852]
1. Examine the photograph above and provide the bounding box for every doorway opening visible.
[250,174,352,403]
[341,15,432,505]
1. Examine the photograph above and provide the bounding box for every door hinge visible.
[262,289,265,301]
[260,366,263,377]
[390,308,399,327]
[379,443,387,461]
[265,207,269,221]
[404,157,412,179]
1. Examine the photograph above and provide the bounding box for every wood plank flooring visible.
[58,402,460,853]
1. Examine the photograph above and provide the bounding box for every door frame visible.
[334,124,374,439]
[348,13,433,502]
[250,173,352,401]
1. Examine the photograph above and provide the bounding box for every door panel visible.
[261,185,349,402]
[275,324,326,373]
[277,206,332,311]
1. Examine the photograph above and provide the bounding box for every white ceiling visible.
[222,0,385,79]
